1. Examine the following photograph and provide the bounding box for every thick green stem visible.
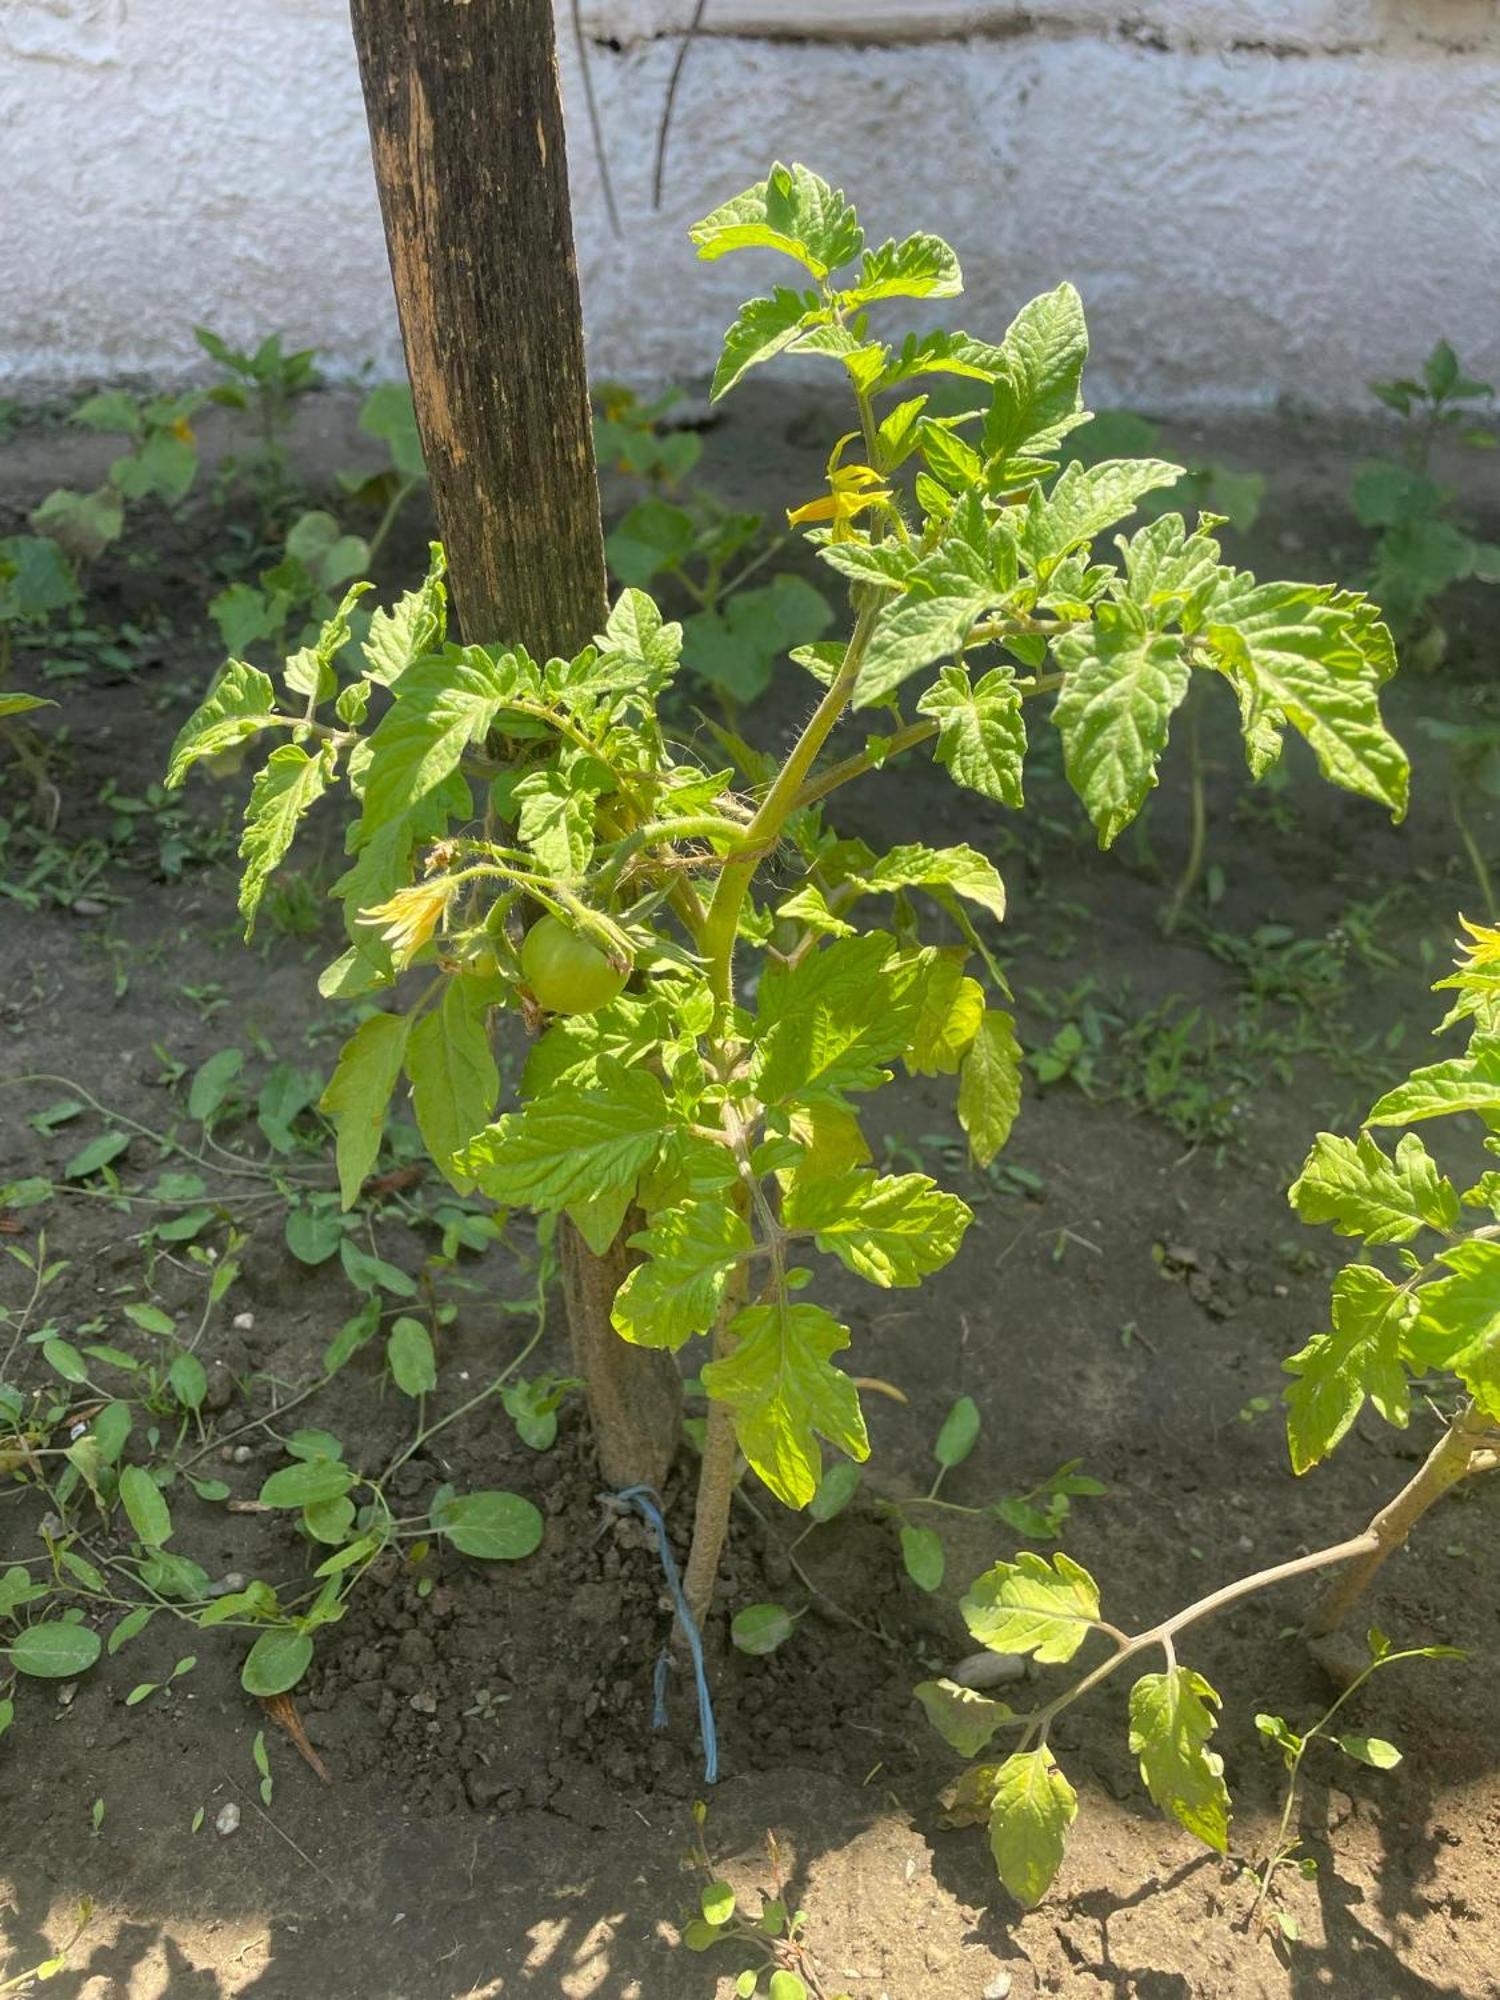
[700,600,881,1009]
[1162,681,1206,936]
[681,1240,750,1626]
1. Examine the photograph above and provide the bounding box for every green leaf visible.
[914,1677,1015,1756]
[238,742,334,937]
[711,287,820,400]
[62,1130,129,1181]
[0,533,79,622]
[165,661,278,788]
[850,232,962,304]
[730,1601,796,1655]
[753,933,933,1107]
[360,383,426,479]
[434,1490,544,1560]
[285,1204,345,1265]
[357,645,530,840]
[700,1879,737,1927]
[459,1058,673,1213]
[702,1299,869,1509]
[363,544,447,686]
[900,1522,945,1591]
[980,283,1090,469]
[988,1748,1077,1906]
[1289,1130,1459,1244]
[387,1317,436,1398]
[906,954,984,1077]
[852,841,1006,923]
[1338,1732,1402,1769]
[8,1621,103,1680]
[118,1465,173,1548]
[319,1012,410,1209]
[768,1973,808,2000]
[1365,1048,1500,1130]
[957,1011,1023,1167]
[1205,578,1408,819]
[241,1627,313,1697]
[258,1458,355,1508]
[935,1395,981,1468]
[1021,460,1183,573]
[961,1550,1100,1663]
[783,1169,971,1287]
[42,1336,88,1383]
[168,1353,208,1411]
[188,1046,244,1124]
[612,1197,752,1350]
[808,1459,861,1522]
[1405,1239,1500,1420]
[917,664,1026,808]
[1052,620,1190,847]
[1284,1264,1415,1473]
[690,162,864,281]
[406,978,499,1191]
[1128,1666,1230,1852]
[107,1606,154,1655]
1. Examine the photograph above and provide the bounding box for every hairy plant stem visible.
[682,1250,750,1627]
[1161,679,1207,936]
[1303,1400,1495,1642]
[676,594,884,1621]
[699,598,882,1011]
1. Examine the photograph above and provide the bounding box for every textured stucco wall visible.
[2,0,1498,413]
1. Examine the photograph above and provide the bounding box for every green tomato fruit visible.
[520,915,628,1015]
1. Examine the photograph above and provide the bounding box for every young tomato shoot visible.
[924,924,1500,1908]
[1249,1627,1461,1944]
[166,164,1407,1641]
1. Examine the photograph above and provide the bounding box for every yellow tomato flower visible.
[1456,915,1500,966]
[360,879,456,965]
[787,462,893,539]
[170,416,196,445]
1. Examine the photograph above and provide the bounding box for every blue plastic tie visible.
[615,1484,718,1784]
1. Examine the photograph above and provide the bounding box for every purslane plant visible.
[166,164,1408,1626]
[921,924,1499,1908]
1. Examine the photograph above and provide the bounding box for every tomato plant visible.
[167,163,1407,1636]
[924,922,1499,1911]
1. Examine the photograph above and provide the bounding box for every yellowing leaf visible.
[961,1550,1100,1664]
[988,1749,1077,1906]
[1128,1666,1230,1853]
[702,1300,869,1508]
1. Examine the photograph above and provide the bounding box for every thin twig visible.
[652,0,710,209]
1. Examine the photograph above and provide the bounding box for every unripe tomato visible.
[520,915,628,1015]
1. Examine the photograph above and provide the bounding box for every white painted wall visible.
[2,0,1498,413]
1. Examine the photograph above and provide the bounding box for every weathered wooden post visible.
[348,0,682,1489]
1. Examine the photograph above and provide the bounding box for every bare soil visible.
[1,389,1497,1999]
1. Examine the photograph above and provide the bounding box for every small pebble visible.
[206,1573,245,1598]
[984,1976,1013,1999]
[409,1690,438,1714]
[215,1802,240,1836]
[71,898,107,917]
[232,1312,255,1332]
[232,1445,253,1464]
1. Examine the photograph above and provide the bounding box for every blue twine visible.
[614,1484,718,1784]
